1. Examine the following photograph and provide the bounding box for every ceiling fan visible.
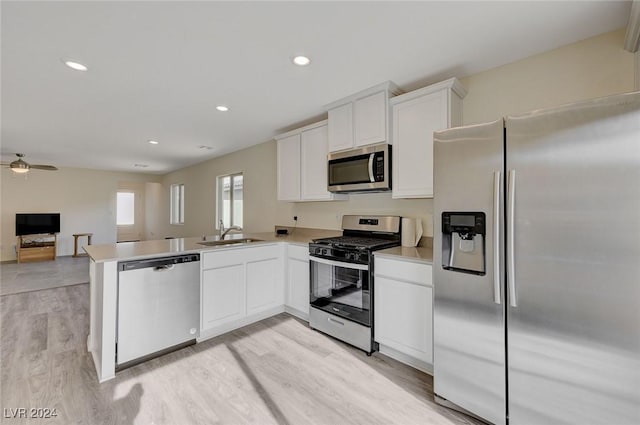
[1,153,58,174]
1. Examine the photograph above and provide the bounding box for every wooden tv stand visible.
[17,234,57,263]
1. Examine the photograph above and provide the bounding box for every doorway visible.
[117,183,145,242]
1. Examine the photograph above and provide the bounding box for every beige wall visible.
[3,29,634,260]
[159,140,293,239]
[291,195,433,236]
[288,29,635,236]
[159,29,635,239]
[1,167,160,261]
[461,29,635,125]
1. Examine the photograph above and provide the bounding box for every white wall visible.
[1,167,161,261]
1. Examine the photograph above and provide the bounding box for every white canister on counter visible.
[401,217,423,247]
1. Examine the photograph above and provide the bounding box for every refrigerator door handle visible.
[493,171,501,305]
[507,169,517,307]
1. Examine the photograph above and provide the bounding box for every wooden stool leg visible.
[73,235,79,257]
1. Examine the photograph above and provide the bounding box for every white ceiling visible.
[1,1,632,174]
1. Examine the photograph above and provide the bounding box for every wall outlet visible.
[293,216,298,222]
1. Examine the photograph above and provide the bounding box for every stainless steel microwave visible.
[327,143,391,193]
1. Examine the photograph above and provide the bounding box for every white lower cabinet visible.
[200,244,284,339]
[202,265,245,330]
[285,244,310,320]
[374,256,433,373]
[246,257,281,316]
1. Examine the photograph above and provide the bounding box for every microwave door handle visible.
[368,154,375,182]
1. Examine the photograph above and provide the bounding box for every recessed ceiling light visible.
[134,164,149,168]
[216,105,229,112]
[292,56,311,66]
[63,60,88,71]
[148,140,159,145]
[199,145,215,150]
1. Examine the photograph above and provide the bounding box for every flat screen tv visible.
[15,213,61,236]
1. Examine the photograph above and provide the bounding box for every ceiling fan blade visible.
[30,164,58,171]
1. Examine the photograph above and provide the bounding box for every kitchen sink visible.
[197,238,263,247]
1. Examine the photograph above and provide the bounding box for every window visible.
[170,184,185,224]
[217,173,243,229]
[116,192,135,225]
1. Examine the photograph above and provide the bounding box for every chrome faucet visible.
[219,220,243,239]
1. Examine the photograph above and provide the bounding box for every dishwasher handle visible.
[119,254,200,272]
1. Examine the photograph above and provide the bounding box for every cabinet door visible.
[301,125,331,200]
[246,257,283,315]
[375,275,433,364]
[354,91,387,147]
[202,265,245,331]
[287,257,310,316]
[328,103,353,152]
[392,90,447,198]
[277,134,301,201]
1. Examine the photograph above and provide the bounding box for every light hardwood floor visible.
[0,256,89,296]
[0,284,481,425]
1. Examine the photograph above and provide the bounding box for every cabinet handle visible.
[493,171,501,305]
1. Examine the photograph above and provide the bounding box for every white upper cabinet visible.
[328,103,353,152]
[325,81,402,153]
[276,133,301,201]
[391,78,466,199]
[300,125,330,200]
[354,91,387,147]
[276,120,347,202]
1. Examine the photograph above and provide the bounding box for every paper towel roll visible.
[402,217,422,247]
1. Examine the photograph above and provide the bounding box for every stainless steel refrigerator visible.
[432,91,640,425]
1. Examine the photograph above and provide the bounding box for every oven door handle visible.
[309,256,369,271]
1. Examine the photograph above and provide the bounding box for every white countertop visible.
[375,238,434,264]
[84,228,342,263]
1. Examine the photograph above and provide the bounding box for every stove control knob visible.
[322,248,329,255]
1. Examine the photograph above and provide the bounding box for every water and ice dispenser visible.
[441,212,486,275]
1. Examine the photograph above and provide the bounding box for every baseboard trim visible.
[284,305,309,321]
[198,305,285,342]
[378,343,433,375]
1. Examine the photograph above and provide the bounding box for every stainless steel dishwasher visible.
[117,254,200,368]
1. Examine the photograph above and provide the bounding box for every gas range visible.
[308,215,401,355]
[310,216,401,263]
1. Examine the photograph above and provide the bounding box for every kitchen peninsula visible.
[85,229,340,382]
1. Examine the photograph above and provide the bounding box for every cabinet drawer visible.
[202,249,244,270]
[375,257,432,286]
[202,244,279,270]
